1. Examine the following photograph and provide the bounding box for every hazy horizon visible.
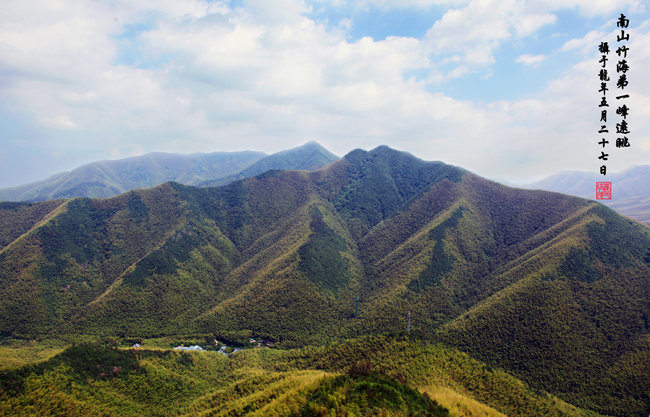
[2,0,649,187]
[2,141,649,190]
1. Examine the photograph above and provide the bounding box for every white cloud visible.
[312,0,470,10]
[243,0,312,24]
[349,0,644,17]
[0,0,649,188]
[528,0,644,18]
[338,17,353,30]
[483,23,650,180]
[515,53,545,67]
[0,2,119,83]
[514,12,557,37]
[423,0,555,70]
[40,115,79,130]
[561,30,606,54]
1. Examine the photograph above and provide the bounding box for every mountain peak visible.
[344,145,413,162]
[335,145,466,228]
[343,145,462,174]
[238,142,339,175]
[272,141,337,158]
[196,143,340,187]
[301,140,328,149]
[0,143,340,202]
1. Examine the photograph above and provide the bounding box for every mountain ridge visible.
[0,142,340,202]
[523,164,650,226]
[197,141,339,187]
[0,145,648,416]
[0,150,265,201]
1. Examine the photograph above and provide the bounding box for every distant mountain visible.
[0,146,648,416]
[607,195,650,226]
[198,141,339,187]
[0,142,340,202]
[0,151,266,202]
[525,165,650,226]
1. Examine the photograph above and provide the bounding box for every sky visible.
[1,0,650,188]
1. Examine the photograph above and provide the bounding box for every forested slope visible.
[1,146,648,415]
[0,336,607,417]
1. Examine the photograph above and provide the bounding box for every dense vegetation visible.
[295,372,449,416]
[0,336,607,416]
[0,146,648,415]
[298,209,351,292]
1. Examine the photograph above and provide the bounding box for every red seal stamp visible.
[596,181,612,200]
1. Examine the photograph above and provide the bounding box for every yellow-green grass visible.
[422,385,506,417]
[0,341,66,370]
[183,369,330,417]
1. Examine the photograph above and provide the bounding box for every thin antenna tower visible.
[407,310,411,333]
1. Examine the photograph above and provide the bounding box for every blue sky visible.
[1,0,649,188]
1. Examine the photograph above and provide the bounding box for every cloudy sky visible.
[1,0,649,188]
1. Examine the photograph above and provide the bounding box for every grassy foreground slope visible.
[0,336,604,417]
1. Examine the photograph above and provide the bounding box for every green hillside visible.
[0,146,648,416]
[0,336,606,416]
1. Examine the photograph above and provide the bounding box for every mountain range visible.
[0,142,338,202]
[524,165,650,226]
[0,145,648,416]
[197,141,340,187]
[4,141,647,231]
